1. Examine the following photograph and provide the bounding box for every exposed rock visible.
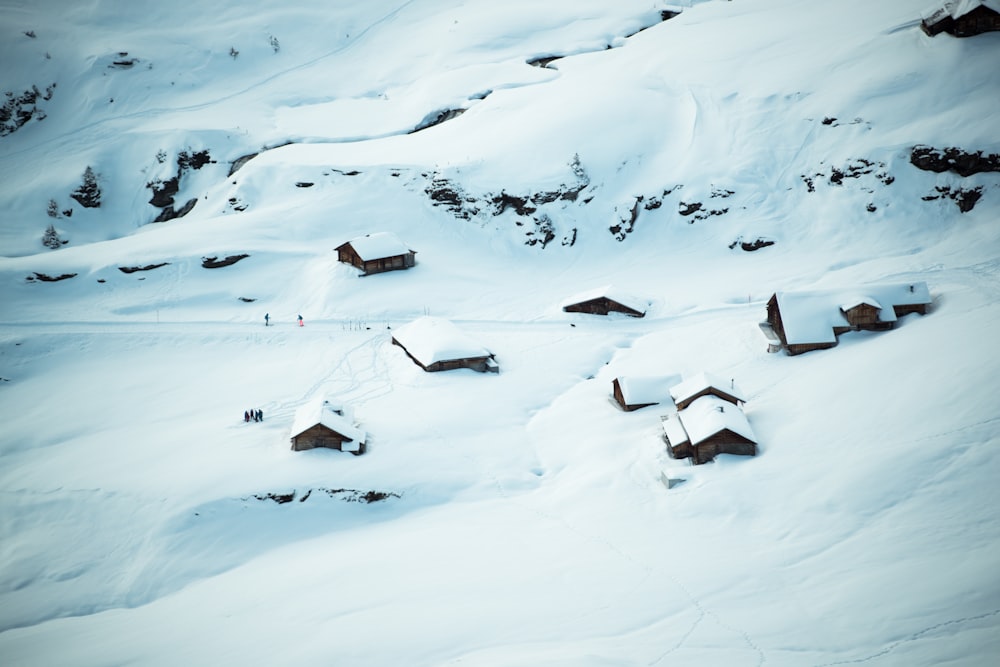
[202,254,249,269]
[119,263,169,274]
[921,185,984,212]
[29,272,77,282]
[910,145,1000,177]
[153,198,196,222]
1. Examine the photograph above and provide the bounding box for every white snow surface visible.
[1,0,1000,665]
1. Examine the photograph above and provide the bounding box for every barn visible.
[921,0,1000,36]
[612,374,682,412]
[289,399,366,454]
[392,316,498,373]
[335,232,416,275]
[764,282,931,355]
[561,285,647,317]
[669,372,745,411]
[661,395,757,465]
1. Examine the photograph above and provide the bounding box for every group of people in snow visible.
[244,408,263,423]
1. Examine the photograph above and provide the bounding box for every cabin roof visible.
[560,284,647,312]
[670,371,745,406]
[840,296,883,312]
[660,412,690,447]
[392,316,492,366]
[773,282,930,345]
[338,232,413,261]
[290,398,365,451]
[923,0,1000,24]
[679,395,757,446]
[616,374,682,407]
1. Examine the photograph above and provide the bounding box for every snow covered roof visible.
[924,0,1000,21]
[616,374,682,408]
[392,316,492,366]
[839,296,883,312]
[774,282,930,344]
[679,396,757,446]
[660,413,689,447]
[560,284,647,312]
[339,232,413,261]
[289,398,366,451]
[670,372,745,406]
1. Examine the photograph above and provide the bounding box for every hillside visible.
[1,1,999,665]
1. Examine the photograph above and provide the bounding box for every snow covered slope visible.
[1,0,999,665]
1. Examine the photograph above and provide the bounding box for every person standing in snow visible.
[244,410,250,423]
[264,313,270,327]
[257,408,263,422]
[298,314,304,327]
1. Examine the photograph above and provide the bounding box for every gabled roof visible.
[616,374,682,408]
[924,0,1000,21]
[679,396,757,446]
[773,282,930,345]
[337,232,413,261]
[392,316,492,366]
[660,412,689,447]
[840,296,883,312]
[560,284,648,313]
[670,372,745,407]
[290,398,365,451]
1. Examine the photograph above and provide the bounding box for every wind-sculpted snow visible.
[1,0,999,665]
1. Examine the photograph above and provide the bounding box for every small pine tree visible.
[42,224,65,249]
[47,199,59,218]
[70,166,102,208]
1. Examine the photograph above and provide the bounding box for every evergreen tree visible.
[71,166,101,208]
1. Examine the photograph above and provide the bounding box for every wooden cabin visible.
[670,372,745,411]
[392,316,498,373]
[661,396,757,465]
[921,1,1000,36]
[335,232,416,275]
[612,374,681,412]
[289,399,366,454]
[561,285,647,317]
[764,282,931,355]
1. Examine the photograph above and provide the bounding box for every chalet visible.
[289,398,366,454]
[661,395,757,465]
[612,374,682,412]
[921,1,1000,36]
[392,316,498,373]
[335,232,416,275]
[561,285,647,317]
[670,372,745,411]
[763,282,931,355]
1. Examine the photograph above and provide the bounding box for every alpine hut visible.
[670,372,746,411]
[763,282,931,355]
[289,399,366,454]
[661,395,757,465]
[392,316,498,373]
[561,285,647,317]
[921,1,1000,36]
[335,232,416,275]
[612,374,682,412]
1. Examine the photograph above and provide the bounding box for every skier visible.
[264,313,270,327]
[244,410,250,423]
[257,408,263,422]
[298,314,304,327]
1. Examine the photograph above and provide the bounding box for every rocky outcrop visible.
[910,146,1000,177]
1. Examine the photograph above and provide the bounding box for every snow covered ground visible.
[1,0,999,664]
